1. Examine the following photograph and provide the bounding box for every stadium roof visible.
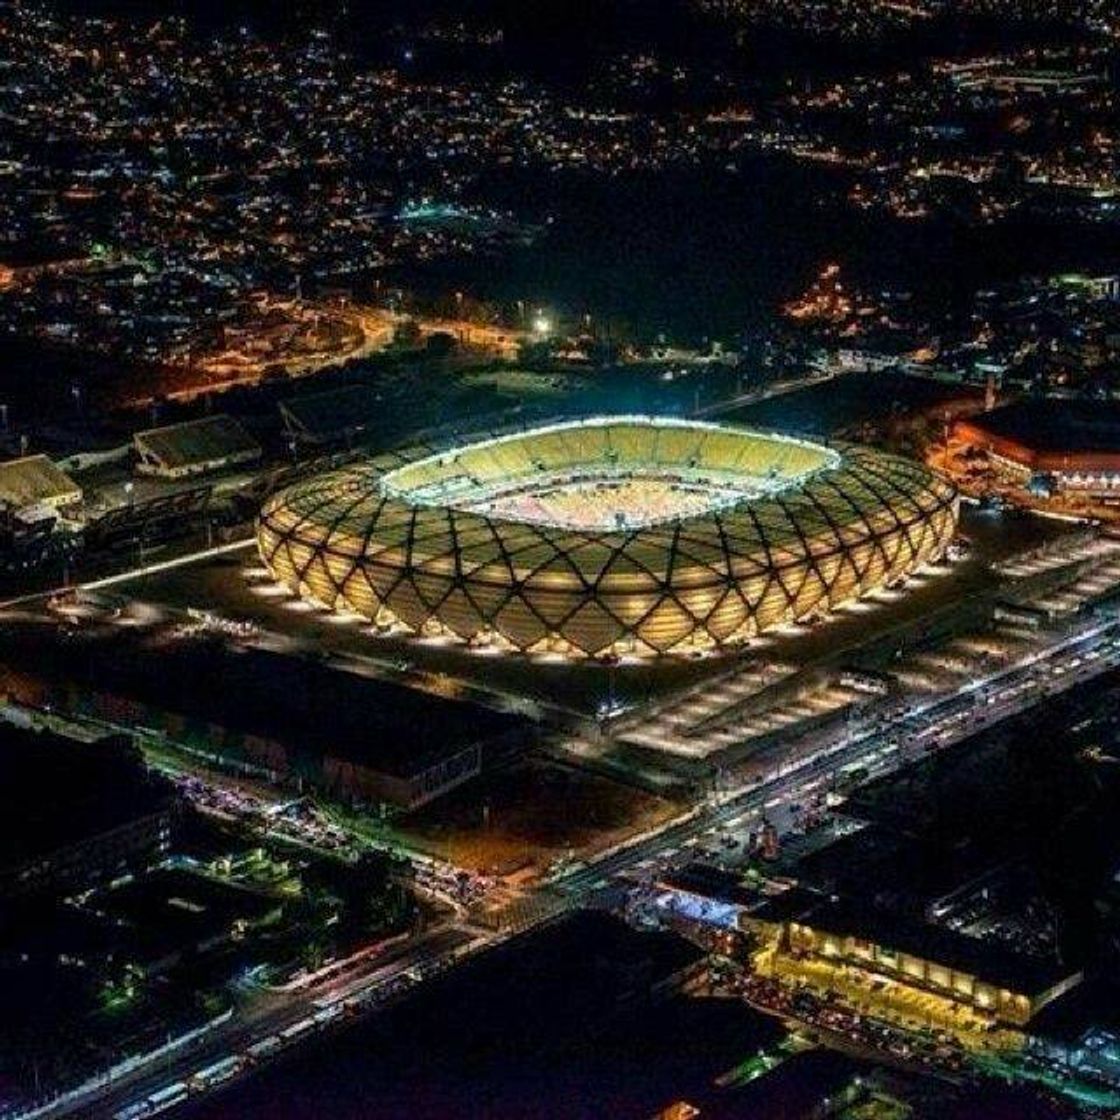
[0,454,82,510]
[134,414,260,476]
[280,385,384,442]
[258,417,958,657]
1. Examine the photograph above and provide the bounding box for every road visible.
[691,365,849,419]
[67,925,486,1120]
[548,612,1120,902]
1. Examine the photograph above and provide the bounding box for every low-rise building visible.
[0,725,177,901]
[0,453,82,519]
[742,892,1081,1028]
[134,414,260,479]
[954,400,1120,497]
[0,626,532,810]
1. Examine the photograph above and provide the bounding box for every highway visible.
[548,612,1120,902]
[67,925,487,1120]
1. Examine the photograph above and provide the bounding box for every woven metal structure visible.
[257,417,958,658]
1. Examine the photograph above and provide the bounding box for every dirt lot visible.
[398,758,679,874]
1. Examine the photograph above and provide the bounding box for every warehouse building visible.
[134,414,261,479]
[0,453,82,519]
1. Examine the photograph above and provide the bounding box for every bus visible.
[113,1103,151,1120]
[838,669,891,697]
[994,600,1051,629]
[246,1035,282,1062]
[189,1055,242,1091]
[146,1081,189,1115]
[279,1016,316,1043]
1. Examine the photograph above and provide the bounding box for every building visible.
[0,724,177,901]
[258,416,958,659]
[954,400,1120,497]
[1051,274,1120,303]
[0,626,530,810]
[90,867,285,979]
[388,910,705,1054]
[742,893,1082,1028]
[946,62,1108,95]
[279,385,385,446]
[649,863,760,954]
[0,453,82,519]
[835,338,910,373]
[133,414,261,479]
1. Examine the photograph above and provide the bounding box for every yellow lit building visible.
[744,895,1082,1029]
[257,416,958,659]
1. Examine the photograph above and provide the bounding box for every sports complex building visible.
[257,417,958,659]
[953,401,1120,497]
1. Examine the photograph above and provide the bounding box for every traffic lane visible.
[561,621,1120,898]
[84,926,480,1120]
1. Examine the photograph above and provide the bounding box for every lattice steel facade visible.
[257,417,959,658]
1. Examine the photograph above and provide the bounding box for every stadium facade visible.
[257,417,958,658]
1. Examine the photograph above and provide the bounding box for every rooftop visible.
[0,454,81,510]
[965,400,1120,457]
[280,385,385,442]
[134,414,260,473]
[385,909,704,1056]
[660,862,761,909]
[0,625,528,778]
[758,890,1077,998]
[0,725,174,873]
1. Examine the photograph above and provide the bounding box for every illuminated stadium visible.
[257,417,958,658]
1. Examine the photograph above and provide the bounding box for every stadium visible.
[256,417,958,658]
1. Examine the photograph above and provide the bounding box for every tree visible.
[425,331,457,359]
[333,852,415,936]
[517,339,552,367]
